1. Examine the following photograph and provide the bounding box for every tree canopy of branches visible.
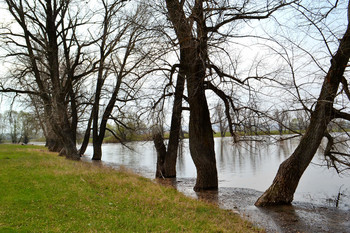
[0,0,98,159]
[87,1,154,161]
[163,0,297,190]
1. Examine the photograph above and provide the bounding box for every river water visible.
[83,137,350,232]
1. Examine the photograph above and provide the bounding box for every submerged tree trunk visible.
[153,132,167,178]
[165,0,218,190]
[92,139,103,160]
[155,69,185,178]
[255,93,335,205]
[187,68,218,191]
[79,115,93,156]
[255,15,350,206]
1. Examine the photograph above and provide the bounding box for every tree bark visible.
[54,102,80,160]
[153,132,167,178]
[187,70,218,191]
[255,15,350,206]
[155,68,185,178]
[165,0,218,190]
[92,140,103,160]
[79,114,93,156]
[46,136,63,153]
[164,71,185,177]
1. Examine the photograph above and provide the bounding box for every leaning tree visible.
[256,0,350,206]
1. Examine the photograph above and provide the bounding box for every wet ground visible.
[84,158,350,233]
[159,178,350,233]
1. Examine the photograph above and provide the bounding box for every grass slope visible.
[0,144,262,232]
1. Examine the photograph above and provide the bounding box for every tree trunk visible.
[46,136,63,153]
[60,121,80,160]
[79,114,93,156]
[188,76,218,191]
[92,139,103,160]
[255,19,350,206]
[154,69,185,178]
[255,95,334,205]
[164,70,185,177]
[164,0,218,190]
[45,122,64,152]
[153,132,167,178]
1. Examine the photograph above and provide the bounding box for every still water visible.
[84,136,350,232]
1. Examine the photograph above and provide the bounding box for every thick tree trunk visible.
[255,95,334,205]
[255,20,350,206]
[62,131,79,160]
[45,108,78,160]
[46,136,63,152]
[45,123,62,152]
[164,0,218,190]
[92,139,103,160]
[188,77,218,191]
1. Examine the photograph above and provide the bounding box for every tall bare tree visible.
[0,0,96,159]
[164,0,296,190]
[88,1,154,160]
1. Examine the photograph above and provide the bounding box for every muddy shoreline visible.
[84,158,350,233]
[169,178,350,233]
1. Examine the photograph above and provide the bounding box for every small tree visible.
[213,102,229,137]
[88,1,154,160]
[6,111,20,143]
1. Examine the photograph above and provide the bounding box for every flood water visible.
[83,137,350,232]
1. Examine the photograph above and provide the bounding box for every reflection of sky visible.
[84,137,350,208]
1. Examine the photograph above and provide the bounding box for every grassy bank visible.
[0,144,262,232]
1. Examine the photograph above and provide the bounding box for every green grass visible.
[0,144,262,232]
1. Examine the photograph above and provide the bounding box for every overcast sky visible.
[0,0,348,118]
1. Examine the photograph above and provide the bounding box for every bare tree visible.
[86,1,154,160]
[0,0,98,159]
[163,0,295,190]
[213,102,228,137]
[274,110,289,135]
[6,110,20,143]
[256,0,350,206]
